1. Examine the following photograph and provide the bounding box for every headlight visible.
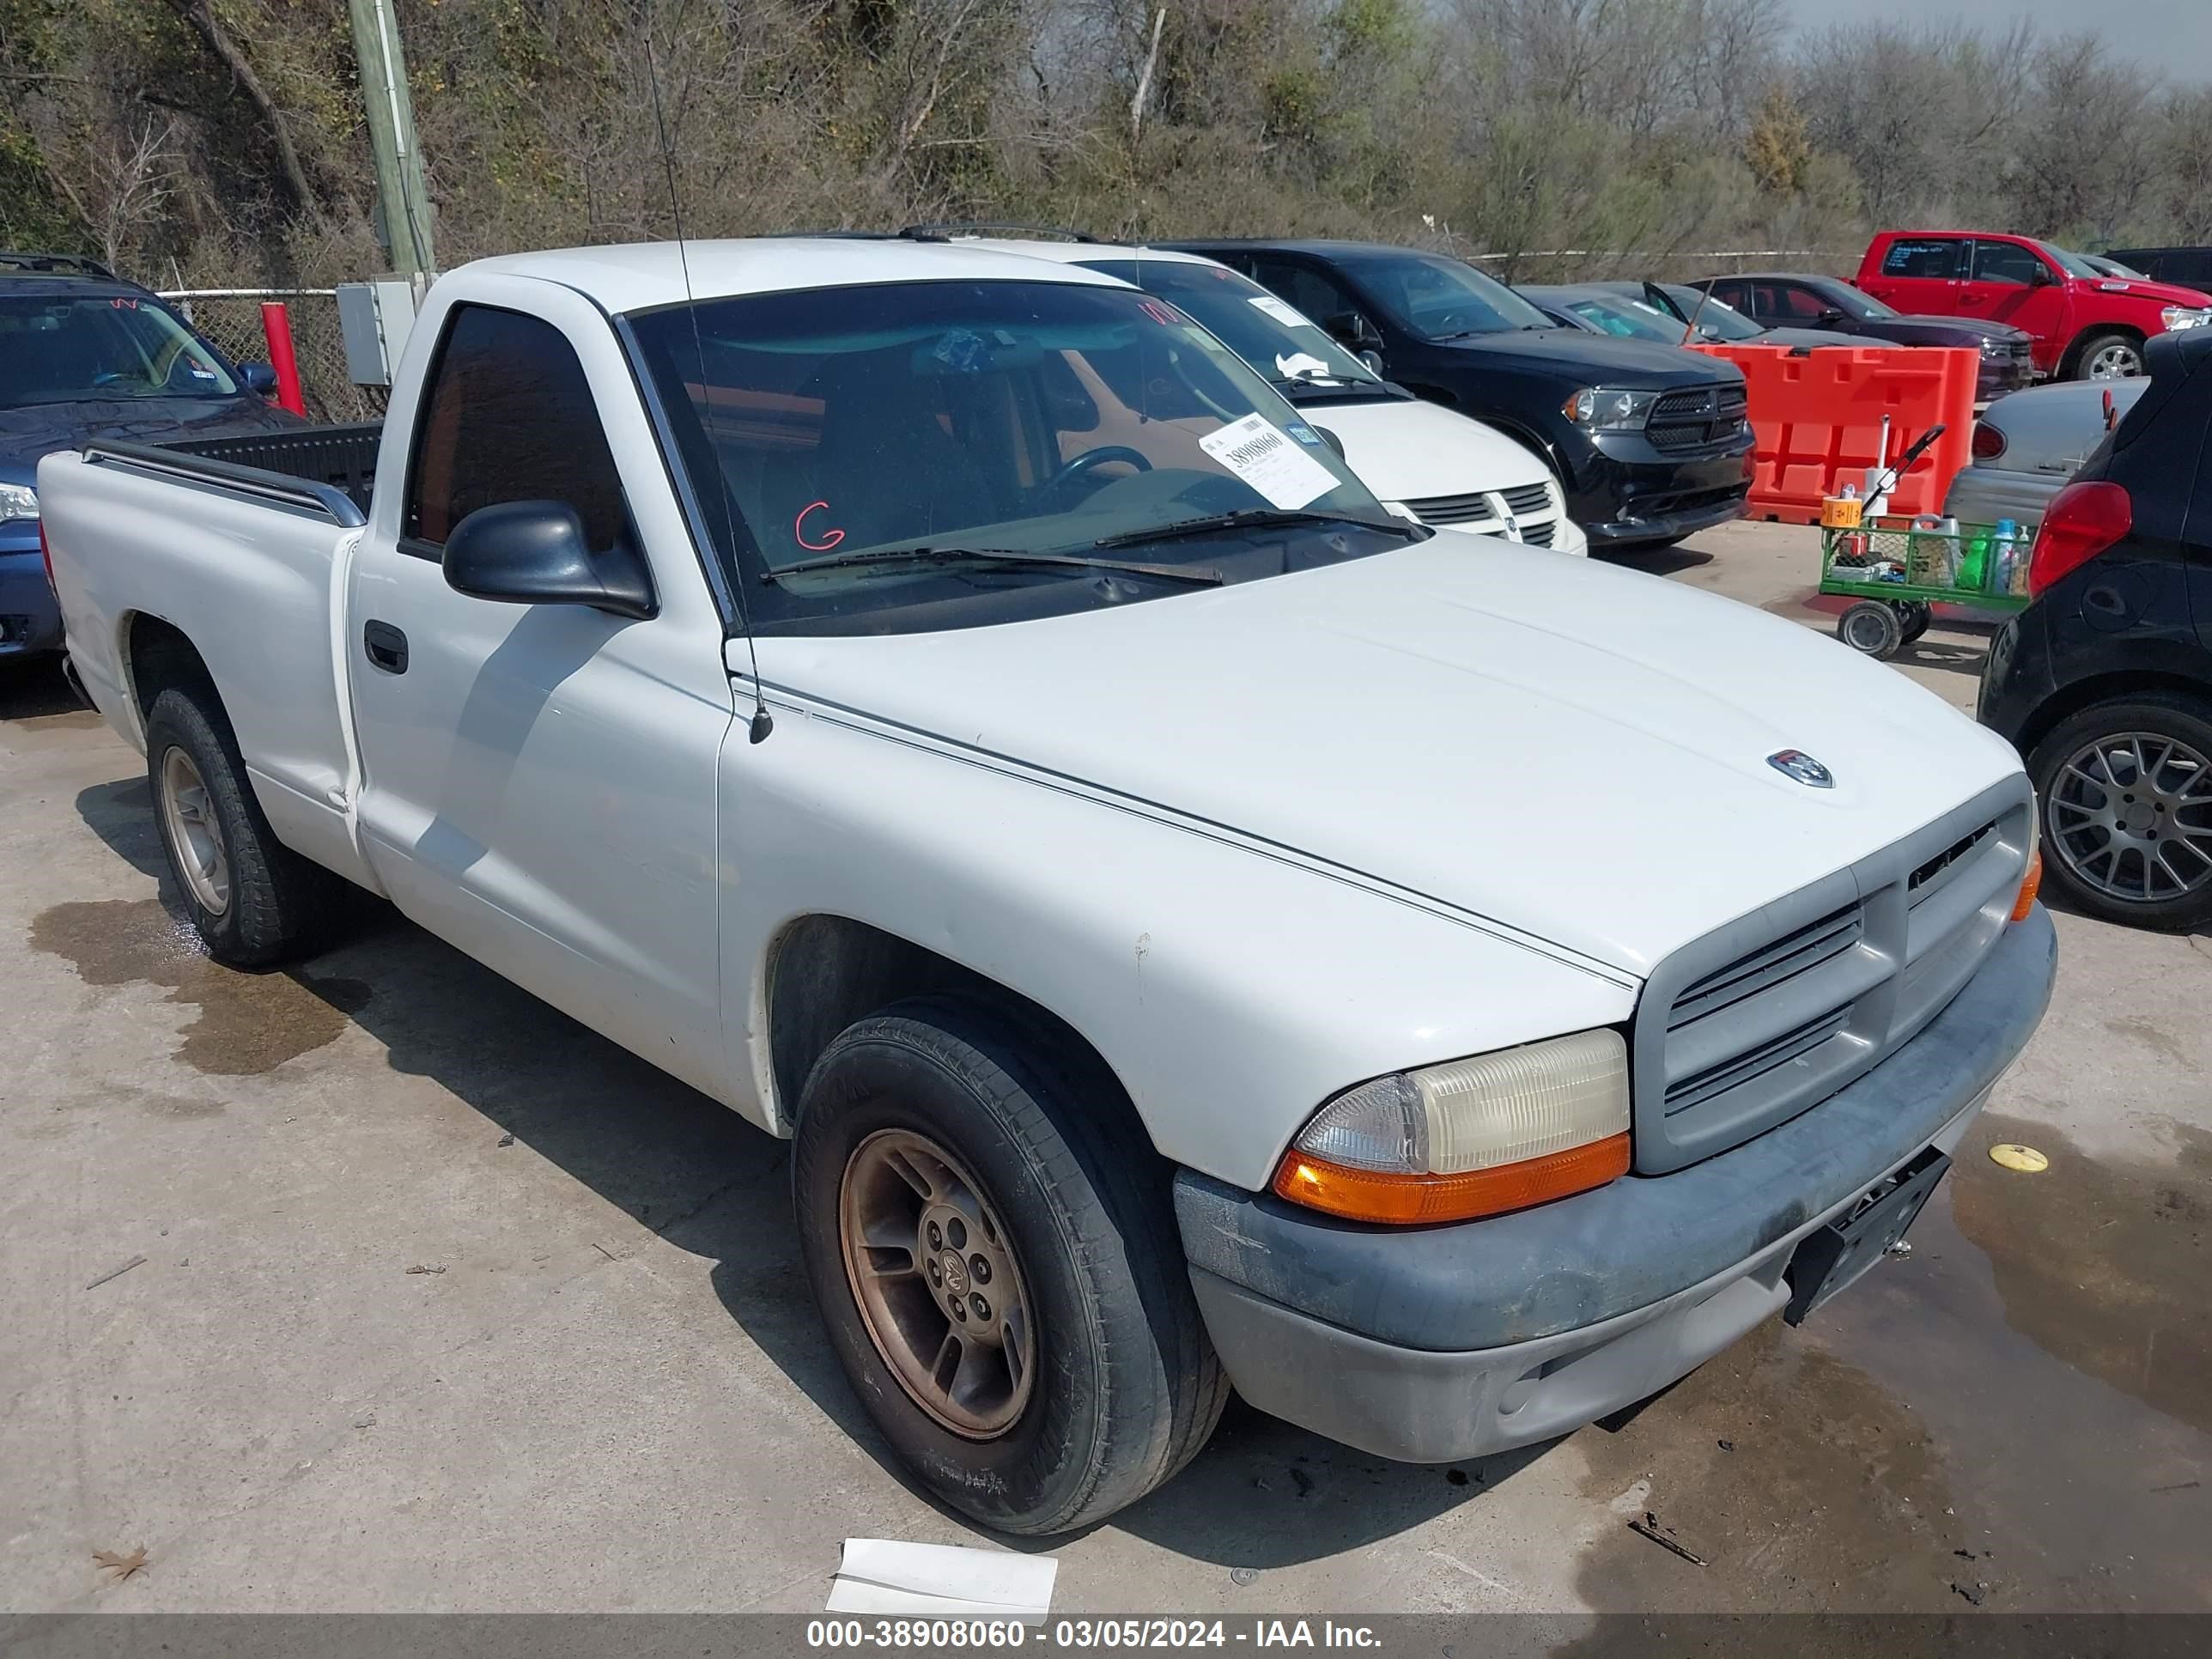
[1562,387,1659,432]
[1979,337,2008,355]
[2160,306,2211,332]
[0,483,37,522]
[1271,1029,1631,1224]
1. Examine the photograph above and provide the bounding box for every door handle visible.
[362,619,408,674]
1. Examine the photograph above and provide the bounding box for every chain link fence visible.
[160,289,387,425]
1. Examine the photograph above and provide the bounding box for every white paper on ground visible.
[1197,412,1340,510]
[825,1538,1058,1624]
[1249,294,1320,330]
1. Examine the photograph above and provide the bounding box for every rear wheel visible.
[2028,696,2212,931]
[1897,601,1933,644]
[144,685,346,966]
[2072,331,2144,381]
[792,995,1226,1534]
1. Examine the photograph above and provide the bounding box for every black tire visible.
[1897,601,1933,644]
[143,684,347,966]
[792,994,1227,1534]
[1837,599,1904,659]
[2068,329,2145,382]
[2027,694,2212,932]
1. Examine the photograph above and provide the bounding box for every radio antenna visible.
[645,28,772,744]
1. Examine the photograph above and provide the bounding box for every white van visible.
[957,236,1589,554]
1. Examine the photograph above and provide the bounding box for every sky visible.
[1772,0,2212,75]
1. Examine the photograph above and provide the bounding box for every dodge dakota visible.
[39,238,2056,1535]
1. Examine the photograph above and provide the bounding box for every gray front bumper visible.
[1176,905,2057,1464]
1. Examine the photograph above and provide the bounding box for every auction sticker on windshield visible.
[1249,294,1318,330]
[1198,412,1338,509]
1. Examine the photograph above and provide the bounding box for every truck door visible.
[1864,235,1966,314]
[345,287,737,1097]
[1959,238,2067,345]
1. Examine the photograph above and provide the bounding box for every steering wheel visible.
[1426,307,1481,337]
[91,370,127,387]
[1048,446,1152,496]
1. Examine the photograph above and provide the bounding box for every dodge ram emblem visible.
[1768,749,1834,787]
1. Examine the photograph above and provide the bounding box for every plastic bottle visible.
[1993,519,2021,593]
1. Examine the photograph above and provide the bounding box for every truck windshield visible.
[0,295,239,405]
[2040,243,2104,279]
[1333,252,1556,341]
[1071,258,1395,401]
[630,279,1407,633]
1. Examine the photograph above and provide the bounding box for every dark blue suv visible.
[0,252,301,662]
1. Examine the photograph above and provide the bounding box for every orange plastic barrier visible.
[1691,344,1978,525]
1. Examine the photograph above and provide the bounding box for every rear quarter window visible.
[1881,240,1961,279]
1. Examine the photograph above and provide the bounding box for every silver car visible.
[1943,377,2150,526]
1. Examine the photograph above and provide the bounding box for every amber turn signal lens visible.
[2010,845,2042,922]
[1272,1132,1631,1224]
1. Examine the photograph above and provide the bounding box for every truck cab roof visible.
[459,237,1128,315]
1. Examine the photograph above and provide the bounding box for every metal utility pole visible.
[348,0,436,281]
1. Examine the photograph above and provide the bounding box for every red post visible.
[258,300,307,416]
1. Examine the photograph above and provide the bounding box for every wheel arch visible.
[2016,670,2212,762]
[761,913,1137,1140]
[122,610,219,720]
[2060,322,2147,379]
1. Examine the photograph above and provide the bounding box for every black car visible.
[1170,240,1754,550]
[1693,272,2037,402]
[0,252,298,662]
[2106,247,2212,290]
[1522,280,1863,351]
[1978,325,2212,931]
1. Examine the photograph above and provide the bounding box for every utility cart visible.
[1818,422,2033,659]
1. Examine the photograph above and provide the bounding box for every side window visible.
[1881,239,1963,279]
[1709,280,1751,313]
[404,304,628,553]
[1773,283,1829,320]
[1252,260,1358,329]
[1970,240,2048,286]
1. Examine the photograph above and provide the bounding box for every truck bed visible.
[83,420,383,523]
[40,423,388,892]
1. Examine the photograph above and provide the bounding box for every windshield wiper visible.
[762,544,1224,586]
[1091,507,1422,550]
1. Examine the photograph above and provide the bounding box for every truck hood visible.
[1858,316,2030,348]
[0,397,300,478]
[1295,396,1549,503]
[755,536,2024,978]
[2071,276,2212,309]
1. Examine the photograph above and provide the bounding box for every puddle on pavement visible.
[1950,1110,2212,1438]
[29,897,371,1076]
[1569,1321,1968,1613]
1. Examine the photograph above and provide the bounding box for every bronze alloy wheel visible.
[158,744,231,915]
[837,1127,1037,1438]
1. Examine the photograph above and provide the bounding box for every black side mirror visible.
[443,500,657,620]
[238,362,277,395]
[1327,311,1380,350]
[1310,424,1346,459]
[1817,307,1849,326]
[2028,264,2056,287]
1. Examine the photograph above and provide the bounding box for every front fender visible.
[718,694,1635,1192]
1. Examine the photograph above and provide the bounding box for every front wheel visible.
[2028,696,2212,931]
[792,996,1226,1534]
[2072,331,2144,381]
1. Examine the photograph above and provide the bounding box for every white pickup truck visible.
[40,239,2056,1536]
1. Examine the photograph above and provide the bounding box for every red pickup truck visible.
[1858,231,2212,382]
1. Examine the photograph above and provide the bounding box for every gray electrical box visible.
[336,277,422,387]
